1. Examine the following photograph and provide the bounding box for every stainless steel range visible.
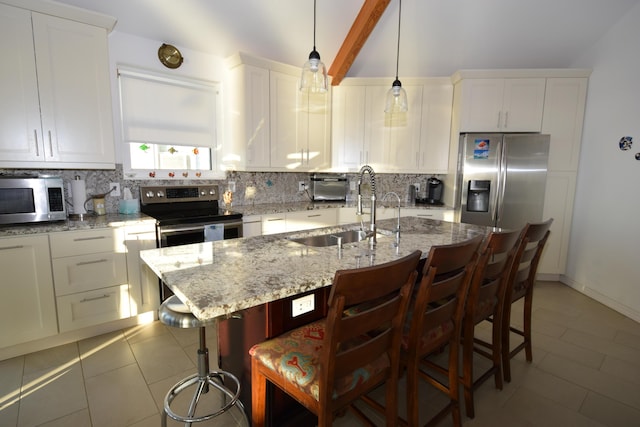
[140,184,243,299]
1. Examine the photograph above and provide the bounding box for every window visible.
[118,67,223,179]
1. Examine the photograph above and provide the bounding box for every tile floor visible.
[1,281,639,426]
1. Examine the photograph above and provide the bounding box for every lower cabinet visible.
[402,208,454,222]
[123,223,159,315]
[0,234,58,348]
[50,228,130,332]
[285,209,337,232]
[242,214,263,238]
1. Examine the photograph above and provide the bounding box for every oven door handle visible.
[159,220,243,234]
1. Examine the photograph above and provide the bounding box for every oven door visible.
[158,219,243,248]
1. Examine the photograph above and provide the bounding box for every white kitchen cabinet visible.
[262,213,287,235]
[332,78,452,173]
[50,228,130,332]
[541,78,588,172]
[0,4,115,169]
[540,172,577,276]
[286,209,337,232]
[402,208,454,222]
[0,235,58,349]
[457,78,546,132]
[225,53,330,172]
[123,224,159,315]
[242,214,263,237]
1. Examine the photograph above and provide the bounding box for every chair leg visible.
[251,358,267,427]
[449,344,462,427]
[492,313,503,390]
[405,358,420,427]
[524,292,534,362]
[502,304,513,383]
[461,324,475,418]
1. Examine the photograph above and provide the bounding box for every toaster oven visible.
[309,174,348,201]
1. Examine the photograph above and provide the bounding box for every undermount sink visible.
[288,229,369,247]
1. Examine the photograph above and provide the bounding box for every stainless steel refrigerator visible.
[455,133,550,230]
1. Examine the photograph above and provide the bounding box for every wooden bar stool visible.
[460,229,521,418]
[249,250,422,427]
[159,295,249,426]
[502,219,553,382]
[401,235,483,427]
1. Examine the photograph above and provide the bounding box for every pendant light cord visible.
[395,0,402,80]
[313,0,317,51]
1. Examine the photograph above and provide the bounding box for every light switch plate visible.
[292,294,314,317]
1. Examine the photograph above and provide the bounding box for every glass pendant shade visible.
[300,49,328,93]
[385,79,408,113]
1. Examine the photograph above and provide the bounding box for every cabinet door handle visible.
[417,213,434,217]
[76,258,108,267]
[266,218,284,222]
[73,236,107,242]
[34,130,40,157]
[306,214,321,218]
[48,130,54,157]
[504,111,509,128]
[0,245,23,251]
[497,111,502,128]
[80,294,111,303]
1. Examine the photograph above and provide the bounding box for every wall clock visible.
[158,43,184,69]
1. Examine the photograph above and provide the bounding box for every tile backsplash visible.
[1,165,445,213]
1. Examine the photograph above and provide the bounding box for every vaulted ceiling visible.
[53,0,639,81]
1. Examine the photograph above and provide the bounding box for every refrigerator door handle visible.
[495,143,508,225]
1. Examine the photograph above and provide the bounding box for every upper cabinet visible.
[0,3,115,169]
[457,77,546,132]
[224,53,331,172]
[541,78,588,172]
[331,78,452,173]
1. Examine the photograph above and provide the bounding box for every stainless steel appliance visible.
[139,184,243,300]
[0,175,66,225]
[456,133,550,230]
[309,173,347,201]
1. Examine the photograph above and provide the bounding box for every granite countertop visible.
[0,213,155,237]
[140,217,488,321]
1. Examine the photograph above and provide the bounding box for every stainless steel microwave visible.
[0,176,66,225]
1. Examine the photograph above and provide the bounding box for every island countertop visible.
[140,217,489,321]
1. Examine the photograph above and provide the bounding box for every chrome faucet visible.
[356,165,377,247]
[382,191,401,246]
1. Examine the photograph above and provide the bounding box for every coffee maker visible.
[416,177,444,205]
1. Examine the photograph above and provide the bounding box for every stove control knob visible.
[209,188,216,196]
[156,191,164,198]
[145,191,154,198]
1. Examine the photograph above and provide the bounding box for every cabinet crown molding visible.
[0,0,116,31]
[451,69,592,84]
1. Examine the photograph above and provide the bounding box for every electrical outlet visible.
[298,181,306,192]
[413,183,421,193]
[228,181,236,192]
[292,294,315,317]
[109,182,120,197]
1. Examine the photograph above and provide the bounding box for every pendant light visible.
[384,0,408,113]
[300,0,328,93]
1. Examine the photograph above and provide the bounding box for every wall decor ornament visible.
[619,136,633,150]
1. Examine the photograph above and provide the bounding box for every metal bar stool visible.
[159,295,249,427]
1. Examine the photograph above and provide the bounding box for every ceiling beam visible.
[328,0,391,86]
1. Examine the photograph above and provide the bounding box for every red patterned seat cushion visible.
[249,320,390,402]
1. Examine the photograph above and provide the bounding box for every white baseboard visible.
[0,312,156,362]
[560,275,640,323]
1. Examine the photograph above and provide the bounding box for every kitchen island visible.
[140,216,489,321]
[140,216,489,423]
